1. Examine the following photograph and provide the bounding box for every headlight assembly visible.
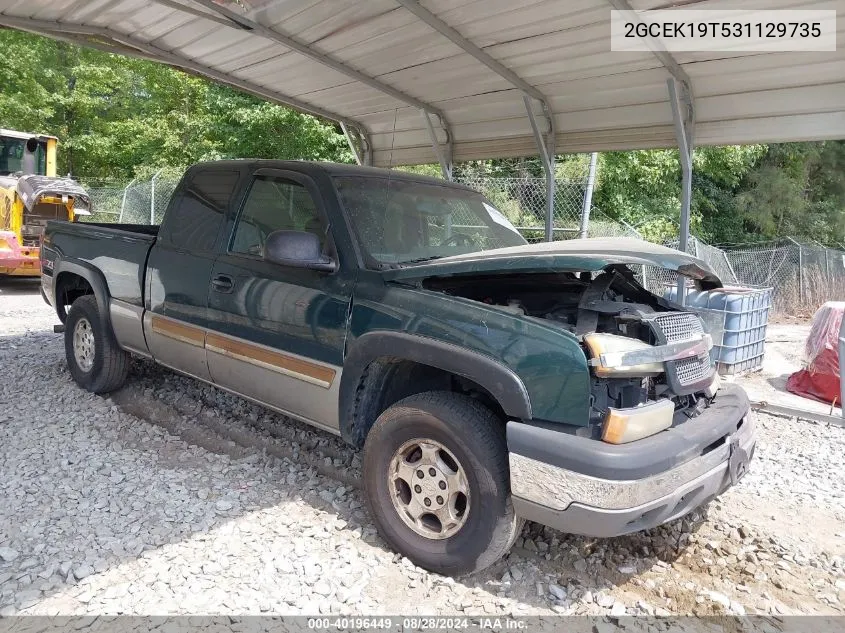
[583,333,664,377]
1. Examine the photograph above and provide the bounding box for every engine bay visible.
[423,265,717,430]
[423,266,676,335]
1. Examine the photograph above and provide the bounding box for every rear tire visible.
[363,391,522,576]
[64,295,129,394]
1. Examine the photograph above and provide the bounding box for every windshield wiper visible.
[400,255,444,265]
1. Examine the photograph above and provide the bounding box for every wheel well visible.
[55,272,94,321]
[348,357,507,448]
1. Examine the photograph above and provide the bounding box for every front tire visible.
[64,295,129,394]
[363,392,522,576]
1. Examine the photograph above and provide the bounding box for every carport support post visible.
[149,169,162,225]
[580,152,598,239]
[668,78,694,306]
[524,96,556,242]
[840,313,845,422]
[340,122,372,166]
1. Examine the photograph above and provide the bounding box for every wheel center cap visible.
[414,467,447,507]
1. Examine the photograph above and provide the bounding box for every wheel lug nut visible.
[414,485,422,493]
[424,498,431,506]
[436,496,444,505]
[428,467,436,476]
[438,481,446,490]
[416,470,424,479]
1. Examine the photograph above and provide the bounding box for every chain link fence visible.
[76,169,843,314]
[79,172,181,225]
[454,174,640,242]
[721,239,845,313]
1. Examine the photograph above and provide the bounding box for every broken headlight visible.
[583,333,664,378]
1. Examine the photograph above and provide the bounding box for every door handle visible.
[211,274,234,293]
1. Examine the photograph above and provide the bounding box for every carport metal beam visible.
[421,110,453,180]
[152,0,237,28]
[340,122,372,166]
[524,96,556,242]
[394,0,557,234]
[183,0,452,152]
[395,0,551,105]
[605,0,693,89]
[606,0,698,284]
[668,76,695,306]
[0,15,373,148]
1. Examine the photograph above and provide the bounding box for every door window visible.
[231,176,325,257]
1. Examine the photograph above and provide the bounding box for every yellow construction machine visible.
[0,129,90,276]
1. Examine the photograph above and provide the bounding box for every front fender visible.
[340,331,533,439]
[346,282,592,426]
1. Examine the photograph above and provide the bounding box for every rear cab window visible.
[159,169,241,252]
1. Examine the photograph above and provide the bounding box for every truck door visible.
[144,166,244,381]
[206,169,353,432]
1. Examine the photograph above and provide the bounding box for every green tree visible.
[734,142,845,244]
[0,30,350,178]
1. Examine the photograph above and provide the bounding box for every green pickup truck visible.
[40,160,756,575]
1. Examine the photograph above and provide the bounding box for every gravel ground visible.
[1,278,843,617]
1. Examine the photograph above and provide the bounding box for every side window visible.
[231,176,325,256]
[160,169,239,251]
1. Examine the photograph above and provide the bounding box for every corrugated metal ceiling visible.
[1,0,843,166]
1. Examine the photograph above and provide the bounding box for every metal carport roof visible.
[2,0,844,289]
[1,0,843,169]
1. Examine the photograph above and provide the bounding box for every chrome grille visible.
[651,312,703,343]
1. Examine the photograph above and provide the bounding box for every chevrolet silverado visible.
[40,160,756,575]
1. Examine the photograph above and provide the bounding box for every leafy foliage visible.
[593,144,844,246]
[0,30,351,178]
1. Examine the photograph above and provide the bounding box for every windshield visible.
[334,175,527,265]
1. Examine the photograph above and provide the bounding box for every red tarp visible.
[786,302,844,405]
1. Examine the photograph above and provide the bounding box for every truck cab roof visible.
[188,159,476,191]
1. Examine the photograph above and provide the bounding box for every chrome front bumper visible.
[508,402,756,537]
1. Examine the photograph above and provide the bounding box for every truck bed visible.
[50,221,160,240]
[43,220,159,306]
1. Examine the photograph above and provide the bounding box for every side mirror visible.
[263,230,336,272]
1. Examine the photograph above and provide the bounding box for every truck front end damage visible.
[508,385,754,536]
[504,267,755,535]
[423,257,756,537]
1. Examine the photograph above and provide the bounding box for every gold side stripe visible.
[150,315,337,388]
[205,332,336,389]
[150,315,205,348]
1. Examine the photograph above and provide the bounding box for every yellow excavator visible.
[0,129,90,276]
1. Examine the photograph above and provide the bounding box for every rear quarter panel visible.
[43,221,156,306]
